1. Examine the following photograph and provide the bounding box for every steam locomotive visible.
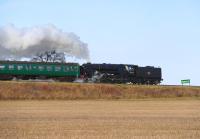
[0,61,162,85]
[81,63,162,84]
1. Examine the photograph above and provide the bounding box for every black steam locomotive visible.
[81,63,162,84]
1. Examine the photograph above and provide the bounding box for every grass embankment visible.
[0,81,199,100]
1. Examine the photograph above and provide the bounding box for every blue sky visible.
[0,0,199,85]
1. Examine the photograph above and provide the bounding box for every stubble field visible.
[0,100,199,139]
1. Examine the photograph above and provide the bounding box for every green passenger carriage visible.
[0,61,80,81]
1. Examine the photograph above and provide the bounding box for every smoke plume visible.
[0,24,90,62]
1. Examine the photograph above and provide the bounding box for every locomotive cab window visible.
[0,65,5,70]
[125,66,134,74]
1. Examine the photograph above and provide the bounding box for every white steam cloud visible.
[0,24,90,62]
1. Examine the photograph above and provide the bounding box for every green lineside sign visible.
[181,79,190,85]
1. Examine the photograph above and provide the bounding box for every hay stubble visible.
[0,100,199,139]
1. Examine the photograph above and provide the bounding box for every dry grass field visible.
[0,81,200,100]
[0,100,199,139]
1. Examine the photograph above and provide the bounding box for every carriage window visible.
[26,65,31,70]
[32,65,37,70]
[55,66,61,71]
[47,66,52,71]
[38,66,44,71]
[74,66,78,71]
[9,65,14,70]
[0,65,5,70]
[17,65,23,70]
[64,66,69,72]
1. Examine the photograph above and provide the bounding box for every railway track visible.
[1,80,199,88]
